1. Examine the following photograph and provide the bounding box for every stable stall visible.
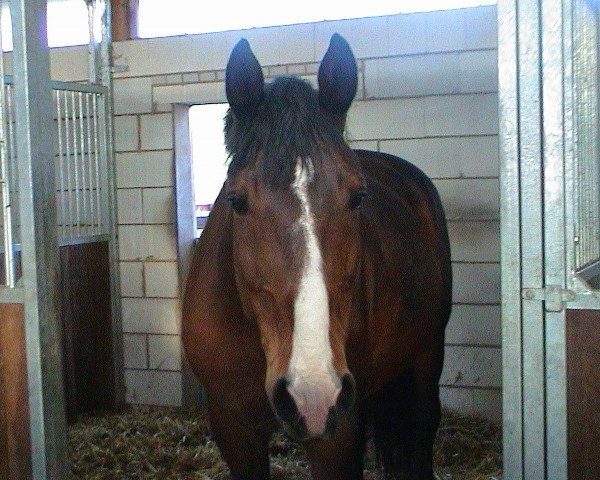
[500,0,600,477]
[0,1,121,477]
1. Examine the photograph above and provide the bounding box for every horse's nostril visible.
[272,378,297,421]
[336,373,357,413]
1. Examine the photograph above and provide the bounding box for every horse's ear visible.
[318,34,358,116]
[225,38,264,119]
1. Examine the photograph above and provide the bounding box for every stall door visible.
[500,0,600,478]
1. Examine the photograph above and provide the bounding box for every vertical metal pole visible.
[86,93,94,234]
[78,92,87,233]
[93,93,101,230]
[0,0,15,288]
[71,91,80,236]
[498,0,524,478]
[57,90,67,239]
[88,0,125,406]
[11,0,68,478]
[64,90,73,237]
[103,0,126,408]
[541,0,569,477]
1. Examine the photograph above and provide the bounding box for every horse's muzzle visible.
[271,373,356,440]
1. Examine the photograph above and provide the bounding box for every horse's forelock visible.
[225,76,345,189]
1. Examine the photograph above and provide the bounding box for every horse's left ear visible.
[318,34,358,116]
[226,38,265,119]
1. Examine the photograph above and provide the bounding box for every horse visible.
[182,33,452,480]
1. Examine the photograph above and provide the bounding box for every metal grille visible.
[0,79,110,287]
[572,0,600,275]
[54,85,107,239]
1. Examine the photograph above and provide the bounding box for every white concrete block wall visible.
[49,5,501,419]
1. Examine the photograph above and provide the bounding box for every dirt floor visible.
[68,406,502,479]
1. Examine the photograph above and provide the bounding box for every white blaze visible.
[288,159,336,389]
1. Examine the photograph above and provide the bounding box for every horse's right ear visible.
[225,39,264,119]
[318,34,358,116]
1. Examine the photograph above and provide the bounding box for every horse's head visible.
[224,34,364,440]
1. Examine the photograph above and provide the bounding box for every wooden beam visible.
[111,0,139,41]
[0,304,32,480]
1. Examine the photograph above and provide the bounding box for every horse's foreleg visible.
[407,344,445,480]
[208,402,273,480]
[303,408,365,480]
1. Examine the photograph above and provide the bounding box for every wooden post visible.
[111,0,139,41]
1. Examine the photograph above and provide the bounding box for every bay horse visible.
[182,34,452,480]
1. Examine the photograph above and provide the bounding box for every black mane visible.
[224,76,346,188]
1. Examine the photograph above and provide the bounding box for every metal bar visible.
[53,80,107,95]
[516,0,548,476]
[498,0,524,477]
[4,75,108,95]
[56,90,67,239]
[93,93,102,230]
[58,233,110,247]
[87,0,101,85]
[541,0,569,477]
[100,0,126,408]
[78,92,87,234]
[0,1,15,289]
[64,90,73,237]
[85,93,94,235]
[0,285,24,303]
[11,0,68,477]
[71,91,81,236]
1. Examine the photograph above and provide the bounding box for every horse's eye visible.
[348,189,366,210]
[228,195,249,215]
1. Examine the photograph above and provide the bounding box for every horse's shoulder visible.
[352,149,436,196]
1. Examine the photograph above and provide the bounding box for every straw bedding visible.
[68,406,501,479]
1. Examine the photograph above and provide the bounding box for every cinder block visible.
[166,74,183,85]
[114,115,139,152]
[440,386,501,423]
[452,262,500,305]
[120,261,144,297]
[425,8,467,52]
[143,187,175,224]
[446,304,501,346]
[183,73,200,83]
[199,72,218,82]
[113,77,154,115]
[50,45,88,81]
[424,93,499,137]
[145,261,179,298]
[121,297,180,334]
[387,12,431,56]
[153,82,226,106]
[244,23,316,65]
[125,369,182,406]
[315,16,391,59]
[116,151,173,188]
[117,188,143,224]
[140,113,173,150]
[118,224,178,261]
[441,345,501,388]
[123,333,148,369]
[459,50,498,93]
[364,53,461,99]
[346,98,426,141]
[287,64,307,75]
[380,136,497,179]
[462,5,498,50]
[268,65,287,77]
[148,335,182,371]
[447,221,500,263]
[433,178,499,221]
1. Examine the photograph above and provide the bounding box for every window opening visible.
[189,103,229,237]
